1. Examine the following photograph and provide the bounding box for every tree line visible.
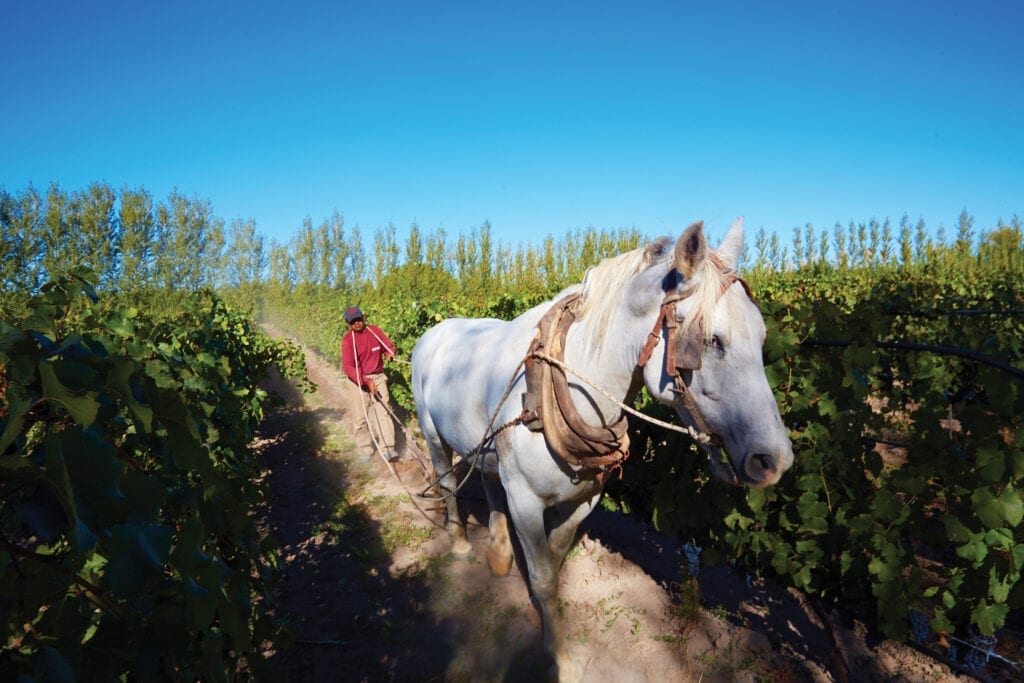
[3,181,1022,315]
[749,210,1024,276]
[1,181,647,312]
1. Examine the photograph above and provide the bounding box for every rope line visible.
[526,350,713,445]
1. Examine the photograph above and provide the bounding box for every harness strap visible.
[523,294,630,470]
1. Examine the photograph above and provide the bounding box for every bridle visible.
[636,257,756,449]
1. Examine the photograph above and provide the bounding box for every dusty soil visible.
[254,339,981,682]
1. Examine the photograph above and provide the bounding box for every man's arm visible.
[370,325,397,359]
[341,332,360,385]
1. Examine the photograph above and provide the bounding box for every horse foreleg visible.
[505,484,582,683]
[481,474,513,576]
[547,489,602,569]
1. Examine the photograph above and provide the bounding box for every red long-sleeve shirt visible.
[341,324,395,387]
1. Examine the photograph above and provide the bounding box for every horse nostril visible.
[748,452,778,479]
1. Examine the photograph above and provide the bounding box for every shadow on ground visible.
[255,369,553,682]
[256,370,454,681]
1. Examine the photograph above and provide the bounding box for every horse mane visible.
[678,253,729,344]
[574,238,669,355]
[574,237,732,354]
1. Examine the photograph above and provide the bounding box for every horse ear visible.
[642,236,673,265]
[718,217,744,269]
[675,221,707,278]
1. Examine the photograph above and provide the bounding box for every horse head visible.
[644,218,794,488]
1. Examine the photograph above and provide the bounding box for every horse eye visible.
[709,335,725,354]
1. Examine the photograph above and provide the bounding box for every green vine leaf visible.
[38,362,99,426]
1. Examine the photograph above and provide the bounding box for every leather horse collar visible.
[522,293,630,472]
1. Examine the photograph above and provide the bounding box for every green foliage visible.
[0,268,308,680]
[611,251,1024,643]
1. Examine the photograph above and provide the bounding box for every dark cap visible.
[344,306,364,323]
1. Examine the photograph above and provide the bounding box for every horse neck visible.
[562,315,644,424]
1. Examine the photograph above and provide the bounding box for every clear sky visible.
[2,1,1021,249]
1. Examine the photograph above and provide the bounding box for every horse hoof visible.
[550,653,582,683]
[451,537,473,557]
[486,546,513,576]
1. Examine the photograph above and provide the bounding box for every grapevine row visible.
[0,268,308,681]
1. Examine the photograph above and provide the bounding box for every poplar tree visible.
[373,222,400,287]
[520,244,546,292]
[868,218,881,264]
[405,222,423,265]
[118,186,156,291]
[954,208,975,253]
[325,210,350,290]
[476,221,495,289]
[495,243,513,289]
[454,231,475,286]
[791,226,805,268]
[267,240,294,292]
[898,214,913,269]
[978,221,1024,271]
[879,218,894,265]
[914,217,929,264]
[768,232,785,271]
[225,217,266,288]
[853,221,868,267]
[833,222,849,270]
[0,185,44,292]
[817,230,830,267]
[315,220,332,287]
[753,226,769,271]
[425,226,448,274]
[348,225,367,290]
[292,217,318,286]
[541,235,560,285]
[41,183,75,282]
[154,190,224,291]
[73,182,118,286]
[803,223,817,265]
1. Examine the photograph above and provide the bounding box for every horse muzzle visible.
[742,450,790,487]
[710,443,793,488]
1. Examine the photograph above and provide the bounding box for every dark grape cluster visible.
[960,632,996,673]
[961,646,988,673]
[907,609,930,643]
[683,542,702,578]
[948,630,998,674]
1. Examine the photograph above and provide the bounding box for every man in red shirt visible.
[341,305,399,462]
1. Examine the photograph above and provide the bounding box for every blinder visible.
[674,317,704,372]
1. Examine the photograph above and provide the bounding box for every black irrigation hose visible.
[800,338,1024,381]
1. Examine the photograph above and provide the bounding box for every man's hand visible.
[365,378,376,395]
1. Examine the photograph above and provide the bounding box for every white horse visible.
[412,219,793,681]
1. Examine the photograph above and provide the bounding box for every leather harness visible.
[522,293,630,470]
[522,257,755,473]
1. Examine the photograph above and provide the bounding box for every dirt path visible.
[255,339,969,682]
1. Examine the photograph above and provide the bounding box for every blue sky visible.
[2,1,1021,249]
